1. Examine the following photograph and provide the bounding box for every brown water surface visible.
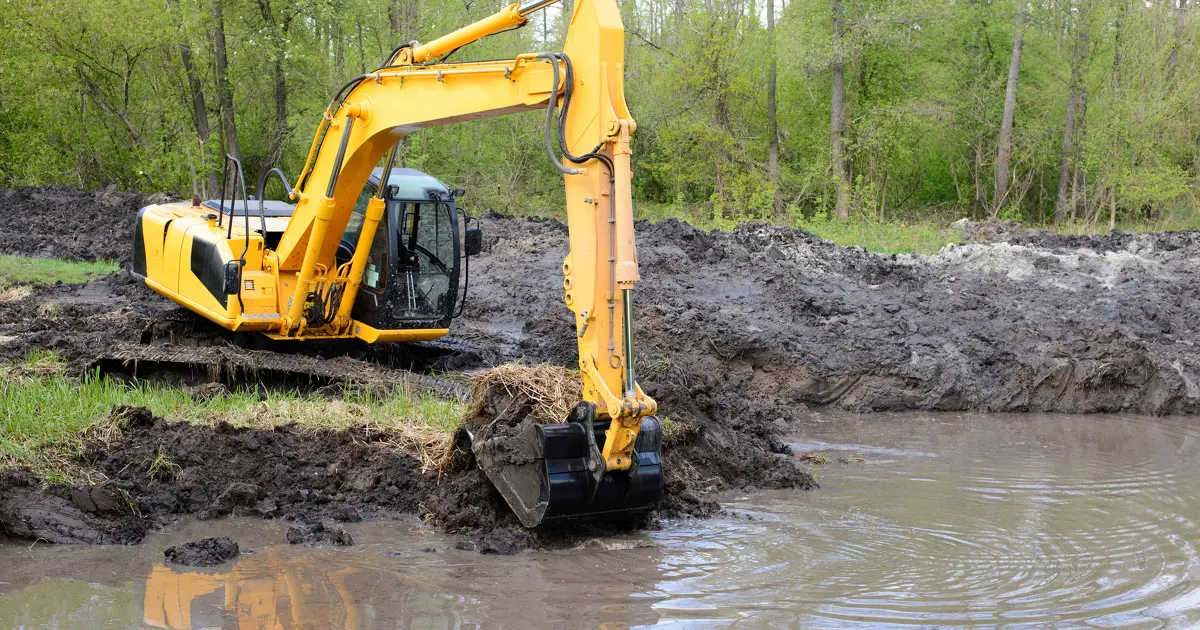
[2,412,1199,628]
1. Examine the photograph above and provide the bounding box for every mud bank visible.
[0,186,169,264]
[2,186,1198,549]
[463,216,1200,415]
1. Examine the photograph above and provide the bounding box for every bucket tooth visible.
[472,414,663,528]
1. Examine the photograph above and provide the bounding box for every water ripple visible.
[651,413,1200,627]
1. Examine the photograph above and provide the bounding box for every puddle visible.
[4,412,1200,627]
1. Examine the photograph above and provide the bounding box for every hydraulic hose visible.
[536,53,582,176]
[539,52,626,378]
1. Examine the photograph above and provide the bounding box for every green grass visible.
[636,202,961,254]
[0,351,467,481]
[635,201,1200,255]
[795,216,960,255]
[0,254,119,287]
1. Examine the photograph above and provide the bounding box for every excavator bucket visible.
[470,403,663,528]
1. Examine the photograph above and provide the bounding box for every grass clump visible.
[0,254,119,287]
[468,363,580,423]
[146,449,180,481]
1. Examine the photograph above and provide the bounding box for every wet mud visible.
[0,186,172,264]
[286,521,354,546]
[163,537,239,566]
[2,186,1199,551]
[465,215,1200,416]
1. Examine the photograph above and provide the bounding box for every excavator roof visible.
[198,168,453,217]
[368,167,454,201]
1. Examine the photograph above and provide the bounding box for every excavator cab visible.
[335,167,479,331]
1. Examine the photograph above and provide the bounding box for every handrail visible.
[255,167,294,242]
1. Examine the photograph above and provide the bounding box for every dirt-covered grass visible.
[0,254,119,286]
[0,351,466,483]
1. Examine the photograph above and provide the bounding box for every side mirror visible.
[386,184,400,199]
[464,225,483,256]
[222,261,242,295]
[452,187,466,199]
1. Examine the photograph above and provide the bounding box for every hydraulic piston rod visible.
[405,0,562,64]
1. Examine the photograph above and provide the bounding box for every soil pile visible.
[461,215,1200,415]
[0,468,145,544]
[286,521,354,546]
[0,185,159,264]
[164,537,239,566]
[79,406,434,530]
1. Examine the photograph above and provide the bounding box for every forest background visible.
[0,0,1196,250]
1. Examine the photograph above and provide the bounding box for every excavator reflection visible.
[137,536,665,628]
[142,555,360,629]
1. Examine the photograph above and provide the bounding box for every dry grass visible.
[0,284,33,302]
[467,363,580,423]
[799,452,832,465]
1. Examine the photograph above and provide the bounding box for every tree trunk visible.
[767,0,781,219]
[831,0,850,219]
[211,0,240,165]
[389,0,403,36]
[1054,1,1089,224]
[1071,78,1088,220]
[334,19,345,81]
[257,0,289,176]
[268,54,287,170]
[1167,0,1189,84]
[993,5,1024,215]
[168,0,217,196]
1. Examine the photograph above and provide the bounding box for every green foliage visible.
[0,0,1195,226]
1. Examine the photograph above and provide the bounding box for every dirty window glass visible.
[344,183,376,245]
[362,218,387,290]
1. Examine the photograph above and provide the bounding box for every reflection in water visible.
[141,555,360,628]
[3,412,1200,627]
[0,518,667,628]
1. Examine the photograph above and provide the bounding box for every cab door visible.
[390,201,458,325]
[338,184,391,317]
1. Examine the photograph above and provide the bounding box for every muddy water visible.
[4,412,1200,628]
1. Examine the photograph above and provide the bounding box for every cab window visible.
[344,183,377,246]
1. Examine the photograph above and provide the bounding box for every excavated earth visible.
[2,187,1199,551]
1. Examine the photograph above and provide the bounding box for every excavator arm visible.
[275,0,656,478]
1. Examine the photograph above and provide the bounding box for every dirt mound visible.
[949,217,1195,254]
[951,217,1031,243]
[0,185,158,264]
[461,215,1200,415]
[80,410,435,528]
[286,521,354,546]
[0,469,146,544]
[164,537,239,566]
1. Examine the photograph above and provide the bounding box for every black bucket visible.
[474,416,663,528]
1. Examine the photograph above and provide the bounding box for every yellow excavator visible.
[131,0,660,526]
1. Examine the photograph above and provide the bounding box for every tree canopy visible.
[0,0,1195,227]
